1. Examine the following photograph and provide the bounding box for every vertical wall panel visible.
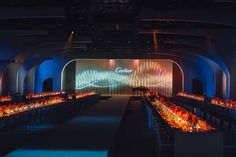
[173,63,183,95]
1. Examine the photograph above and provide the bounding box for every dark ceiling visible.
[0,0,236,10]
[0,0,236,59]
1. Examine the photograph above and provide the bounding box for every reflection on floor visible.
[6,96,129,157]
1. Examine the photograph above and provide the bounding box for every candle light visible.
[0,96,12,103]
[0,91,96,118]
[149,95,215,132]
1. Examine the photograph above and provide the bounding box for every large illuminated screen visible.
[63,59,174,96]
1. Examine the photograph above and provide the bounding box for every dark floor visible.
[110,96,158,157]
[5,96,129,157]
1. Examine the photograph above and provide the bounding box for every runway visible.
[6,96,129,157]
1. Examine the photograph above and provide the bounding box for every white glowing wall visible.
[74,59,173,96]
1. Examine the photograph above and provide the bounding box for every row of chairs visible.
[0,94,100,130]
[172,96,236,126]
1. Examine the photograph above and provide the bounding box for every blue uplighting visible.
[6,149,108,157]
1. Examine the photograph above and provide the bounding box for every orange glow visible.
[0,96,11,103]
[0,91,96,118]
[177,92,205,101]
[0,96,65,118]
[178,92,236,110]
[133,60,139,67]
[109,59,115,67]
[153,31,158,50]
[211,97,236,110]
[26,91,65,99]
[69,91,96,99]
[61,31,74,54]
[147,93,215,132]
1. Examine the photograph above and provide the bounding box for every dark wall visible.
[43,78,53,92]
[192,79,203,95]
[215,70,223,98]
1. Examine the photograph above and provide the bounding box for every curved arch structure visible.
[1,46,230,99]
[61,58,185,92]
[0,14,234,98]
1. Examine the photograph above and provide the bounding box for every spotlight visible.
[71,31,74,34]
